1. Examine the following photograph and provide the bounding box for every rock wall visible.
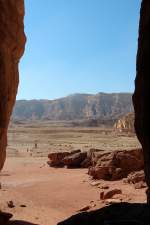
[133,0,150,200]
[0,0,26,170]
[114,112,134,133]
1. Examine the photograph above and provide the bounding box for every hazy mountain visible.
[12,93,133,122]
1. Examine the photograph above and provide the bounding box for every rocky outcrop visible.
[100,189,122,200]
[114,113,135,133]
[88,149,144,180]
[48,148,144,181]
[47,152,71,167]
[47,150,81,167]
[47,149,104,168]
[0,0,26,170]
[124,170,146,189]
[63,152,87,168]
[132,0,150,201]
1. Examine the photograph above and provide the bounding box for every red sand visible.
[0,157,146,225]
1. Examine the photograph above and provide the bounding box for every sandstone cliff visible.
[133,0,150,198]
[114,113,135,133]
[13,93,133,122]
[0,0,26,170]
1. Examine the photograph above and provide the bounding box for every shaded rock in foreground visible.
[88,149,144,180]
[9,221,39,225]
[124,170,146,189]
[0,212,12,225]
[100,189,122,200]
[0,0,26,171]
[57,203,149,225]
[125,170,145,184]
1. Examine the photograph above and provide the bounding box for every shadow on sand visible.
[57,203,150,225]
[9,221,39,225]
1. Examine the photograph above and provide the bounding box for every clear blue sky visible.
[18,0,141,100]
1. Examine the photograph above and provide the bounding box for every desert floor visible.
[0,121,145,225]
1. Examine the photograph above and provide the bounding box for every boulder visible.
[63,152,87,168]
[134,182,146,189]
[80,158,92,168]
[81,148,103,168]
[100,189,122,200]
[47,150,81,167]
[88,148,144,180]
[125,170,145,185]
[47,152,70,167]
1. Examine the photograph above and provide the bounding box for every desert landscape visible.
[0,1,150,225]
[0,119,146,225]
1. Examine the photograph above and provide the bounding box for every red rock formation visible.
[0,0,26,170]
[63,152,87,168]
[126,170,145,184]
[88,149,144,180]
[114,113,135,133]
[47,150,81,167]
[132,0,150,202]
[47,152,71,167]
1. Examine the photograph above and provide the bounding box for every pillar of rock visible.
[133,0,150,202]
[0,0,26,170]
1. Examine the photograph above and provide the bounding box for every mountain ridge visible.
[13,92,133,121]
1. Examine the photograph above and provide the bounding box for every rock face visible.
[47,150,81,167]
[114,113,135,133]
[88,149,144,180]
[132,0,150,199]
[12,93,133,121]
[47,152,71,167]
[63,152,87,168]
[0,0,26,170]
[47,149,103,168]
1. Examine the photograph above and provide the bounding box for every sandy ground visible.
[0,156,146,225]
[0,123,144,224]
[7,121,141,158]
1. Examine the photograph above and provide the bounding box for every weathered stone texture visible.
[0,0,26,170]
[133,0,150,199]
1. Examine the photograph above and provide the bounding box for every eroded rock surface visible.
[47,150,81,167]
[63,152,87,168]
[132,0,150,198]
[88,149,144,180]
[114,113,134,133]
[0,0,26,170]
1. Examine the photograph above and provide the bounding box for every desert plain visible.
[0,120,146,225]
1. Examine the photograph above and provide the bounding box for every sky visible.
[18,0,141,100]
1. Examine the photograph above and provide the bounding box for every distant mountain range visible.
[12,93,133,122]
